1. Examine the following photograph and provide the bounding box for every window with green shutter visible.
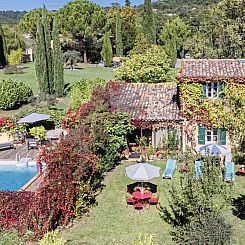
[219,128,226,145]
[218,82,225,99]
[201,82,206,99]
[198,127,206,145]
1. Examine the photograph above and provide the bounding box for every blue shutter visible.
[198,127,206,145]
[219,128,226,145]
[201,82,206,99]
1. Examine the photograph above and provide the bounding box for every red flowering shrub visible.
[0,80,132,241]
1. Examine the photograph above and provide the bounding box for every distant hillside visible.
[137,0,219,16]
[0,11,26,24]
[152,0,219,9]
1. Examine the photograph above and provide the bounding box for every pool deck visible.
[20,173,43,192]
[0,143,39,160]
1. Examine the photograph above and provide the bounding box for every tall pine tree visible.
[101,32,112,67]
[116,8,123,57]
[125,0,131,6]
[0,22,7,68]
[143,0,156,46]
[52,16,64,97]
[35,8,54,94]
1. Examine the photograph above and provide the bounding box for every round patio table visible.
[132,191,152,200]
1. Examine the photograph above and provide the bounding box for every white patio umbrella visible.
[17,113,50,124]
[125,163,160,181]
[199,144,228,155]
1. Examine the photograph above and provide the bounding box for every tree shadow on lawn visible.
[232,194,245,220]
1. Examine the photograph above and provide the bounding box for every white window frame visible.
[206,82,221,99]
[206,128,219,143]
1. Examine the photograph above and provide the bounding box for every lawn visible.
[0,62,115,95]
[60,160,245,245]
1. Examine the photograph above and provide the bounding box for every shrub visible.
[30,126,47,141]
[0,79,33,109]
[69,78,106,110]
[4,64,23,74]
[161,156,232,241]
[0,228,23,245]
[116,45,172,83]
[39,231,68,245]
[8,49,23,65]
[185,212,233,245]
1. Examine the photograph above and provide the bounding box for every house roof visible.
[177,59,245,82]
[109,82,182,122]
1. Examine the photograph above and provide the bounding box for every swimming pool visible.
[0,165,38,191]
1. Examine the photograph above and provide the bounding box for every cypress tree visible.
[35,17,48,93]
[125,0,131,6]
[35,8,54,94]
[116,8,123,57]
[143,0,156,46]
[0,22,7,68]
[101,32,112,67]
[42,8,54,93]
[52,16,64,97]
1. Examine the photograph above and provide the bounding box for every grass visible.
[0,62,115,117]
[60,161,245,245]
[0,62,115,95]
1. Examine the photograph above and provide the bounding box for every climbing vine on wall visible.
[179,80,245,151]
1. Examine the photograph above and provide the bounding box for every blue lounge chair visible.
[224,162,235,182]
[194,160,203,179]
[162,159,177,179]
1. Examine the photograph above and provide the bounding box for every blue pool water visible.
[0,165,38,191]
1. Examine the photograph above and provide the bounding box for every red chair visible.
[134,202,144,211]
[126,196,136,207]
[148,193,159,208]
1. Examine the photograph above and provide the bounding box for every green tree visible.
[115,8,123,57]
[0,22,7,67]
[35,8,54,94]
[58,0,106,63]
[3,24,25,54]
[143,0,156,45]
[52,16,64,97]
[101,32,112,67]
[20,8,53,37]
[161,156,231,243]
[159,17,189,58]
[116,45,172,83]
[125,0,131,6]
[107,6,140,54]
[186,0,244,58]
[130,32,149,55]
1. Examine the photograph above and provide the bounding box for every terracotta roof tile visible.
[177,59,245,82]
[109,83,182,122]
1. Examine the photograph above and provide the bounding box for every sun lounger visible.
[194,160,203,179]
[162,159,177,179]
[0,143,15,151]
[224,162,235,182]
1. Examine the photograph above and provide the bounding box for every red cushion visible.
[127,198,136,203]
[149,198,158,203]
[134,203,143,209]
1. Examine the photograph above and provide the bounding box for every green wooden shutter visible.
[219,128,226,145]
[201,82,206,99]
[218,82,225,98]
[198,127,206,145]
